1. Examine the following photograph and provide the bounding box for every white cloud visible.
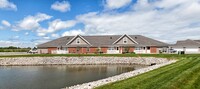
[1,20,11,27]
[25,32,29,35]
[37,30,46,37]
[43,36,50,40]
[51,33,59,38]
[37,19,76,36]
[33,39,51,46]
[62,29,85,36]
[76,0,200,43]
[14,36,19,39]
[0,40,36,47]
[0,0,17,11]
[16,13,52,31]
[48,19,76,32]
[51,1,70,12]
[104,0,132,10]
[0,40,20,47]
[0,26,4,30]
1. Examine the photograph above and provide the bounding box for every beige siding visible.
[116,36,135,44]
[69,37,88,45]
[38,49,48,54]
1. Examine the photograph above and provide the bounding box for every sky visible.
[0,0,200,47]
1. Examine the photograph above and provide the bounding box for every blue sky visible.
[0,0,200,47]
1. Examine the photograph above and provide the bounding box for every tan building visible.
[37,34,168,54]
[170,39,200,54]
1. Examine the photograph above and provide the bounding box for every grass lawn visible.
[0,54,200,88]
[96,55,200,89]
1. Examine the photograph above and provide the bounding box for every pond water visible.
[0,65,147,89]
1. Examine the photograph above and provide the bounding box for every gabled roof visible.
[66,35,92,46]
[112,34,139,44]
[37,35,168,48]
[171,39,200,47]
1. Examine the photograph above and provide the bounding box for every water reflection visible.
[0,65,147,89]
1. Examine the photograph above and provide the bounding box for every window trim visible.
[123,37,127,44]
[76,38,80,44]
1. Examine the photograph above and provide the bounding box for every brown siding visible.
[101,47,108,53]
[150,46,157,53]
[129,47,134,52]
[68,48,76,53]
[48,47,57,54]
[90,47,97,53]
[81,48,87,54]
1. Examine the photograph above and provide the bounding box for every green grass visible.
[95,55,200,89]
[0,53,200,88]
[0,49,30,52]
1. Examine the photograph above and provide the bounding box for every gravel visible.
[0,57,169,66]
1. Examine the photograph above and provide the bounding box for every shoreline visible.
[0,56,176,89]
[0,56,169,66]
[65,60,177,89]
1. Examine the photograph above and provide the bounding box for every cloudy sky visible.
[0,0,200,47]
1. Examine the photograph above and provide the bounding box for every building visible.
[170,39,200,54]
[37,34,168,54]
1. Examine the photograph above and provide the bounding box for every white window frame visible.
[123,37,127,44]
[76,38,80,44]
[199,47,200,52]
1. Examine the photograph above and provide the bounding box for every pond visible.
[0,65,147,89]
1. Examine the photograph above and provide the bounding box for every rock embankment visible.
[0,57,169,66]
[65,60,176,89]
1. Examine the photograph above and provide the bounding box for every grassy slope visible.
[96,56,200,89]
[0,54,200,88]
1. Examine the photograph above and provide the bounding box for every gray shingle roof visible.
[37,36,74,48]
[171,39,200,47]
[129,35,168,46]
[37,35,168,48]
[194,40,200,43]
[83,35,121,47]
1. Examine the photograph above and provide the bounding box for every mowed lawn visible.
[96,56,200,89]
[1,53,200,89]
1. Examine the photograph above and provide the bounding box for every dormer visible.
[113,34,138,45]
[66,35,91,46]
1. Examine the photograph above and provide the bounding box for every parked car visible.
[169,49,177,53]
[27,49,38,54]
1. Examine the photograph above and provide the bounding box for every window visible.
[64,47,68,51]
[135,47,142,50]
[76,38,80,44]
[147,47,150,50]
[108,47,114,50]
[183,47,186,51]
[87,47,90,52]
[123,37,127,44]
[116,47,119,50]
